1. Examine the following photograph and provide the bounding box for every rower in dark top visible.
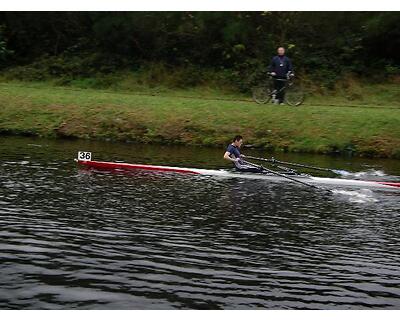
[223,135,263,173]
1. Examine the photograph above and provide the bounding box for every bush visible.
[0,53,396,98]
[0,25,13,67]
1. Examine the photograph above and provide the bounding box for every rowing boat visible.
[75,157,400,191]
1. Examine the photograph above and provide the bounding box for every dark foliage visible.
[0,12,399,89]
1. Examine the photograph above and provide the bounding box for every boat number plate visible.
[78,151,92,161]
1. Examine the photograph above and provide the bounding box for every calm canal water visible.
[1,136,400,309]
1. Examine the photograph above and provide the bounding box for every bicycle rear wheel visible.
[284,85,305,106]
[252,86,272,104]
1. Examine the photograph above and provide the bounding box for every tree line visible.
[0,12,399,90]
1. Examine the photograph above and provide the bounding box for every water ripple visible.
[1,137,400,309]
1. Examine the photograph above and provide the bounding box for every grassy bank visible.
[1,81,400,158]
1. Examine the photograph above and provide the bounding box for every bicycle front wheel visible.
[284,85,305,106]
[252,86,272,104]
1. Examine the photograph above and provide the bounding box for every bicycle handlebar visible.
[267,71,295,79]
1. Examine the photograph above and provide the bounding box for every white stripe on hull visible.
[184,168,400,190]
[77,160,400,190]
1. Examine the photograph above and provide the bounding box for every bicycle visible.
[252,72,305,106]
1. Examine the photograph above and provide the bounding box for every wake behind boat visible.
[75,152,400,191]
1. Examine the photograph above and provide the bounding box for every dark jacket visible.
[268,55,293,78]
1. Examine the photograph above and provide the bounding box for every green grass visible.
[1,80,400,158]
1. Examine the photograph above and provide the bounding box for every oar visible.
[245,156,348,175]
[269,163,299,175]
[241,159,333,194]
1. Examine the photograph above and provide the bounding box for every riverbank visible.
[1,81,400,158]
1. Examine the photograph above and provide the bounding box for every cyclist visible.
[268,47,294,105]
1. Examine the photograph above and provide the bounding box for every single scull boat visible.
[75,153,400,191]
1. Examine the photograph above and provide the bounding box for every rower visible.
[223,135,263,173]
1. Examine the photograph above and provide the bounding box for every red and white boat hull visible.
[76,159,400,191]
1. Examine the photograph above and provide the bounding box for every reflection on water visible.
[1,137,400,309]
